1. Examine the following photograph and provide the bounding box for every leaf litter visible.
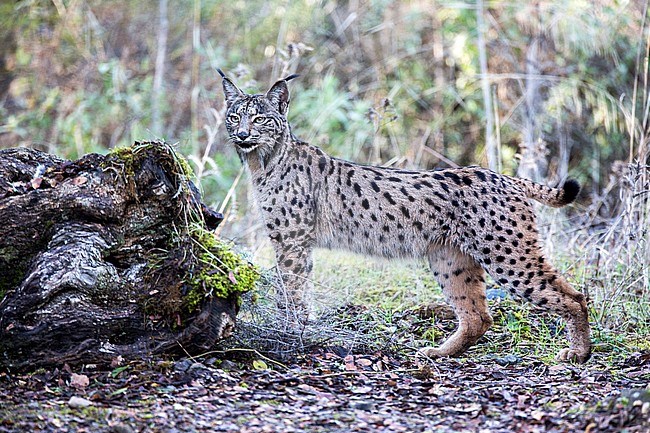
[0,347,648,433]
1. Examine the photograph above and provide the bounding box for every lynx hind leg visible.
[481,249,591,363]
[420,245,493,359]
[536,266,591,363]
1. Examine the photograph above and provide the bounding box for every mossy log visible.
[0,142,257,370]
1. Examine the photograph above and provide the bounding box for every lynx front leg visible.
[272,240,314,321]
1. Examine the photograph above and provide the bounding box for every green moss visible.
[105,141,194,180]
[0,245,19,262]
[107,142,257,322]
[105,146,139,176]
[131,140,195,178]
[172,150,194,179]
[184,224,260,313]
[108,146,136,160]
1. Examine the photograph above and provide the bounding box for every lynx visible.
[217,70,591,363]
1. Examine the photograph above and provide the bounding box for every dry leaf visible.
[31,177,43,189]
[351,386,373,394]
[531,410,545,421]
[70,373,89,389]
[68,396,92,408]
[356,358,373,367]
[344,355,357,371]
[72,176,88,186]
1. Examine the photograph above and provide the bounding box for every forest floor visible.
[1,250,649,432]
[0,344,649,433]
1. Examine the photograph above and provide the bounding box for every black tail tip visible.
[216,68,226,78]
[283,73,300,82]
[562,178,580,204]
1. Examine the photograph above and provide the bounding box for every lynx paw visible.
[555,348,590,363]
[417,346,445,361]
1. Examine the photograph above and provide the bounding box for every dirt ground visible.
[1,347,648,433]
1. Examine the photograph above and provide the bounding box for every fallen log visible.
[0,141,258,370]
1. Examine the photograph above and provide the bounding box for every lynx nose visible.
[237,130,250,140]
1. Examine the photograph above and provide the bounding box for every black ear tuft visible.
[266,80,291,115]
[219,69,244,106]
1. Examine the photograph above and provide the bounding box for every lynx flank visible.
[218,70,591,363]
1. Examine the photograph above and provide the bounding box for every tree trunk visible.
[518,36,548,182]
[0,142,255,370]
[477,0,498,171]
[151,0,169,136]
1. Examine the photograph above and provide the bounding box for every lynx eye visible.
[228,113,240,123]
[253,116,267,125]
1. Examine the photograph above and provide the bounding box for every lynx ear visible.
[217,69,243,106]
[266,74,298,115]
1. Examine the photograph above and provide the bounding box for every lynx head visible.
[218,69,298,155]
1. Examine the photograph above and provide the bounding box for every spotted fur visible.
[219,71,591,363]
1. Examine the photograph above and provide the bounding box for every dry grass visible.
[217,247,442,360]
[573,162,650,330]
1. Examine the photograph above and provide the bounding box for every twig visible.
[190,348,290,370]
[304,368,420,380]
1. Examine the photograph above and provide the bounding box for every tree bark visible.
[0,142,249,370]
[151,0,169,136]
[477,0,498,171]
[518,36,548,182]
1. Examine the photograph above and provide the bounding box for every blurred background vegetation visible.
[1,0,648,331]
